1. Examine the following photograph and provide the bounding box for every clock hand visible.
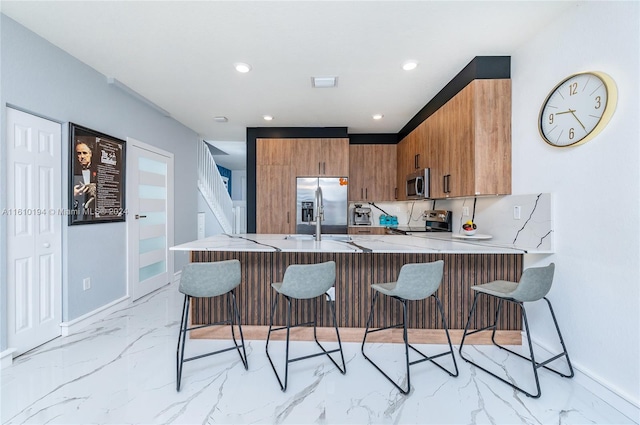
[569,110,586,130]
[555,109,575,115]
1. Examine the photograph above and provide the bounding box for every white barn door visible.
[6,108,62,356]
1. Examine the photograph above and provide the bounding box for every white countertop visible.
[170,233,548,254]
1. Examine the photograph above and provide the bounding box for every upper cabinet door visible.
[427,79,512,199]
[321,138,349,176]
[293,138,349,176]
[256,138,295,165]
[349,144,396,202]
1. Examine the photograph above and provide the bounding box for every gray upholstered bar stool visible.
[361,260,458,395]
[265,260,346,392]
[176,259,248,391]
[459,262,574,398]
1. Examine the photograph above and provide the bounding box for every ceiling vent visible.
[311,76,338,88]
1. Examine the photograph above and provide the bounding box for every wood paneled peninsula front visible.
[172,234,533,344]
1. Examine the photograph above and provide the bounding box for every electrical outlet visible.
[83,277,91,290]
[197,212,205,240]
[326,287,335,301]
[462,207,470,217]
[513,206,521,220]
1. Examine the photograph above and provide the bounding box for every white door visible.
[6,108,62,355]
[126,138,174,300]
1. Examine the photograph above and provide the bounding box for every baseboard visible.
[1,348,16,369]
[59,295,131,337]
[173,270,182,284]
[532,337,639,423]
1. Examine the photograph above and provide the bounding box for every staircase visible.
[197,141,234,234]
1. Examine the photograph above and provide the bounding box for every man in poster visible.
[73,139,97,220]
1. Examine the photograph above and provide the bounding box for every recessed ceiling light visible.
[213,116,228,123]
[234,62,252,73]
[402,61,418,71]
[372,114,384,120]
[311,76,338,88]
[263,115,273,121]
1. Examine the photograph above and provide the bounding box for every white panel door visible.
[7,108,62,355]
[127,138,174,300]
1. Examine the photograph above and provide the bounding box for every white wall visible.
[0,14,200,343]
[231,169,246,201]
[511,1,639,412]
[197,191,225,237]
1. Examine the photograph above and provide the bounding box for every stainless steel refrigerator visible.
[296,177,348,234]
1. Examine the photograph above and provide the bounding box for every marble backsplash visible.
[352,193,553,252]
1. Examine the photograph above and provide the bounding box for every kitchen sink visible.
[284,234,353,242]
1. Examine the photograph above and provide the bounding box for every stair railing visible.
[197,142,234,234]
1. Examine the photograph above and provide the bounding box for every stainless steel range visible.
[387,210,452,234]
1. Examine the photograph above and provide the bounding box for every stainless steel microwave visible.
[406,168,430,199]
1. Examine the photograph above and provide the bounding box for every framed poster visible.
[69,123,126,225]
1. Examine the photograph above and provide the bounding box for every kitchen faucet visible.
[314,186,323,241]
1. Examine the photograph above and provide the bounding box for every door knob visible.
[43,243,50,248]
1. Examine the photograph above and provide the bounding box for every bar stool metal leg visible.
[176,295,190,391]
[266,292,346,392]
[228,290,248,370]
[176,292,249,392]
[175,259,247,392]
[362,292,458,395]
[459,292,574,398]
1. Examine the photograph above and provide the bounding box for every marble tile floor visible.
[1,282,635,425]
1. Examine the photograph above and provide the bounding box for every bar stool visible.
[459,262,574,398]
[265,261,346,392]
[361,260,458,395]
[176,259,248,391]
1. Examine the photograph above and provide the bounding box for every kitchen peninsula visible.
[171,233,536,344]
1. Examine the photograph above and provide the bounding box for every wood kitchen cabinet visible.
[294,138,349,176]
[255,137,349,233]
[255,138,296,234]
[396,121,429,201]
[255,165,295,234]
[429,79,512,198]
[348,226,387,235]
[256,138,295,165]
[349,144,396,201]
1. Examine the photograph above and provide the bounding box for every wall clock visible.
[539,71,617,147]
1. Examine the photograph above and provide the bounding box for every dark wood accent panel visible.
[190,252,523,332]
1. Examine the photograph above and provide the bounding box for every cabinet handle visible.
[416,154,420,169]
[323,162,326,174]
[365,188,368,199]
[444,174,451,193]
[318,162,321,174]
[395,187,398,199]
[287,211,290,223]
[360,188,363,199]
